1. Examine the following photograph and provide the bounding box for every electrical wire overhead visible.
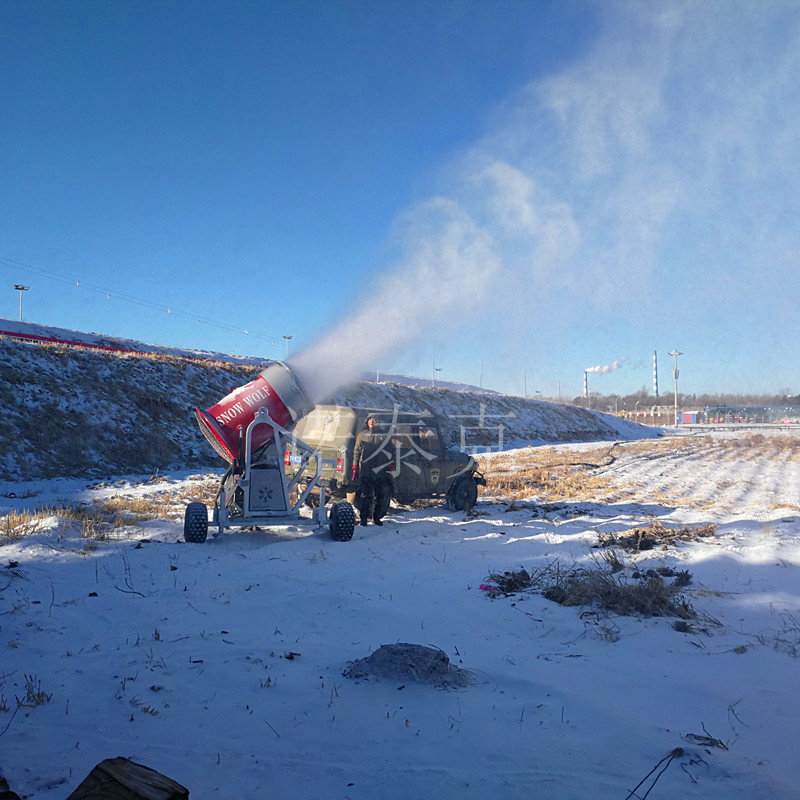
[0,255,286,345]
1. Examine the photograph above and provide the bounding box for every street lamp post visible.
[14,285,29,322]
[282,335,292,359]
[669,350,683,425]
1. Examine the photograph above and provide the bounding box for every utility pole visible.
[14,285,29,322]
[669,350,683,425]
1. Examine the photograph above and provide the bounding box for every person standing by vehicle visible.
[351,414,393,526]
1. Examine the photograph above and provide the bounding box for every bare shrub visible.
[485,568,534,594]
[485,561,697,619]
[596,521,718,553]
[543,571,695,619]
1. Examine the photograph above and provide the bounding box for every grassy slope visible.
[0,336,656,481]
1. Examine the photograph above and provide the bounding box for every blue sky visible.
[2,1,799,400]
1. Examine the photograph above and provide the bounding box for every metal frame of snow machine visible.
[183,407,356,543]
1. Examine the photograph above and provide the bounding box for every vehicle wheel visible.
[329,501,355,542]
[446,477,478,511]
[184,502,209,543]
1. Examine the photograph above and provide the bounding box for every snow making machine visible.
[185,362,356,543]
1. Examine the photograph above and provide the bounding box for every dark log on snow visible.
[65,757,188,800]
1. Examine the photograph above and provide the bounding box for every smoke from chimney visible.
[584,357,628,375]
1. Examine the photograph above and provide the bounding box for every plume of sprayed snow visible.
[289,198,502,403]
[291,2,800,399]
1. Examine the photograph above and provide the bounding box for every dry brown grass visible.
[544,571,696,619]
[478,445,622,503]
[485,562,697,619]
[478,434,800,507]
[478,439,699,503]
[770,500,800,512]
[614,438,700,459]
[1,477,219,540]
[702,433,800,461]
[0,505,103,540]
[12,334,256,374]
[1,509,43,540]
[596,520,718,552]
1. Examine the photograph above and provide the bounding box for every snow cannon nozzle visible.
[195,362,314,463]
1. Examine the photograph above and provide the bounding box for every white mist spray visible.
[289,2,800,401]
[289,197,502,403]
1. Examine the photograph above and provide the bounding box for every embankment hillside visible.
[0,334,660,481]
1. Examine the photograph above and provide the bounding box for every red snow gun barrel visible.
[195,362,313,463]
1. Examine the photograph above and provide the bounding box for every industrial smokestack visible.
[653,350,659,397]
[195,362,314,462]
[583,370,589,399]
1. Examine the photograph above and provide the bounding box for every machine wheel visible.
[445,476,478,512]
[329,501,355,542]
[184,502,209,543]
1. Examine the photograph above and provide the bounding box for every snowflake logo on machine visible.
[258,486,274,504]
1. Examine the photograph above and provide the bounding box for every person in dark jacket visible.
[351,414,393,526]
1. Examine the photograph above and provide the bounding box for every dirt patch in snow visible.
[343,643,470,688]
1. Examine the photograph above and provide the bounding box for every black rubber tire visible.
[445,476,478,512]
[184,502,209,543]
[329,501,355,542]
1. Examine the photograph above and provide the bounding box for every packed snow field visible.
[2,430,800,799]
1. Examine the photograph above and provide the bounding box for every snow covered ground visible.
[2,430,800,799]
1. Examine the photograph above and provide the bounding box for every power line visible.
[0,255,286,345]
